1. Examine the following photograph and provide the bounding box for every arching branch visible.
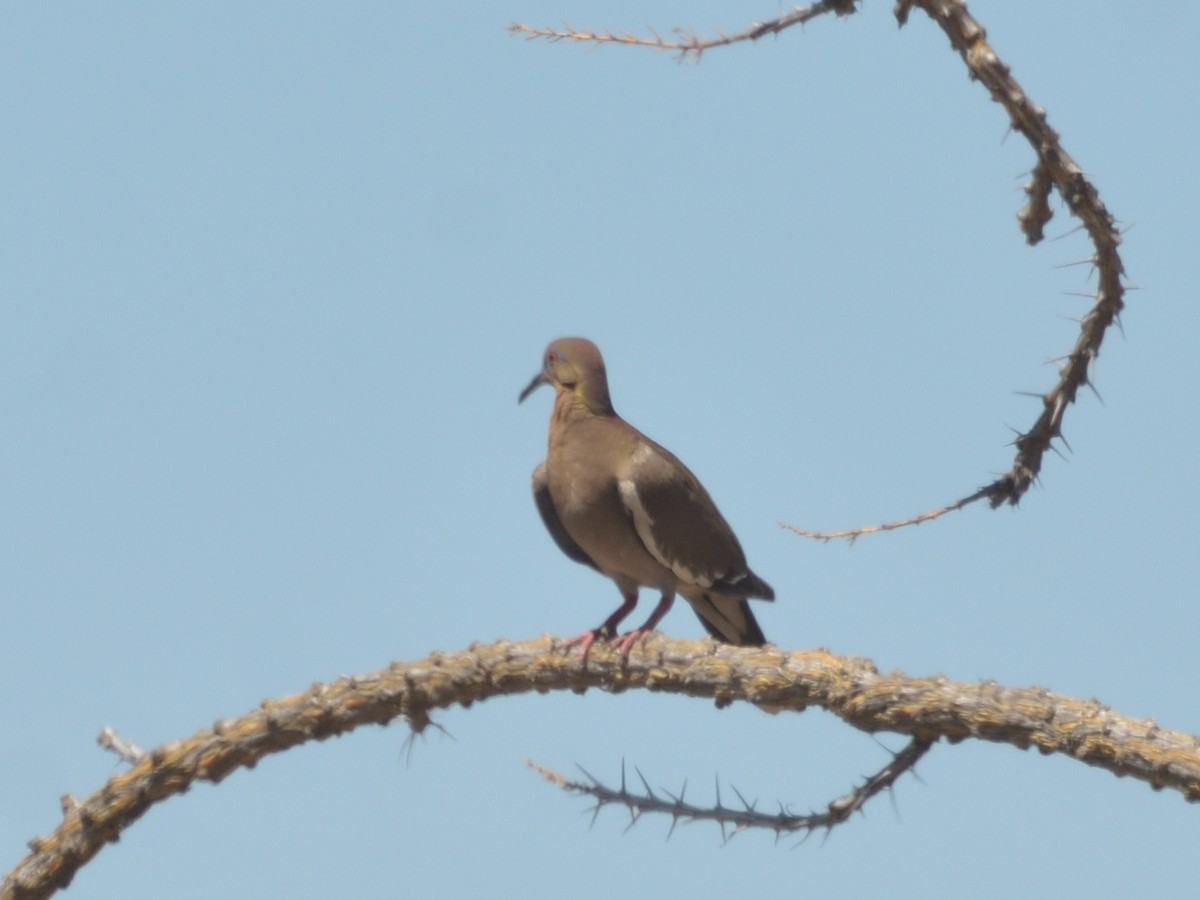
[897,0,1125,508]
[5,637,1197,899]
[511,0,1129,540]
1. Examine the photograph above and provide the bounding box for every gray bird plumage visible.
[520,337,773,656]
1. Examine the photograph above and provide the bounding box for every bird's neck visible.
[553,384,615,424]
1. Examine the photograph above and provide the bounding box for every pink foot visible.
[612,627,655,660]
[610,594,673,659]
[561,628,607,664]
[561,591,640,664]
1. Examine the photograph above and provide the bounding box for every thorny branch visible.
[528,736,935,840]
[904,0,1126,508]
[6,637,1199,900]
[510,0,1128,541]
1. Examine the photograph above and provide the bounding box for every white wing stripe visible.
[618,477,712,588]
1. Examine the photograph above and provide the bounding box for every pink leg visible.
[562,591,638,663]
[613,593,674,659]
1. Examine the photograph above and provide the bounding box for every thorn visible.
[1049,222,1087,241]
[731,783,753,811]
[635,766,656,800]
[623,809,640,835]
[1054,256,1098,269]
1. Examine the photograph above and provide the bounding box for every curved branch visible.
[797,1,1126,538]
[510,1,1128,536]
[5,637,1197,899]
[896,0,1126,509]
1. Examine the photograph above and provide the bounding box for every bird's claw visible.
[561,625,653,663]
[612,628,653,659]
[560,627,607,664]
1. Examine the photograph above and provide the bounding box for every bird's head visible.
[519,337,614,415]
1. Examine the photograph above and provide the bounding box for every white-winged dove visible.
[520,337,774,657]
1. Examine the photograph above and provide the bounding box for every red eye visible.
[547,350,558,363]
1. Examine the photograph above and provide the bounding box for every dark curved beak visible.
[518,371,549,404]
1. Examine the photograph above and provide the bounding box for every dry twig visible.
[507,1,857,62]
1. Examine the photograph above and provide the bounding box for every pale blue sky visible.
[3,2,1197,897]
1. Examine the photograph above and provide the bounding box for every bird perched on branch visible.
[519,337,774,659]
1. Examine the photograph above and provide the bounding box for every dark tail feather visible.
[687,591,767,646]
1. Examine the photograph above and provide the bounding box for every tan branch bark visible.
[5,637,1197,900]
